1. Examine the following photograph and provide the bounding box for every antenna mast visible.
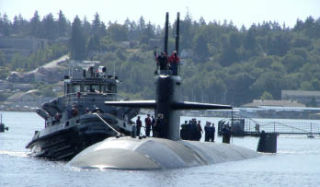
[164,12,169,54]
[175,12,180,55]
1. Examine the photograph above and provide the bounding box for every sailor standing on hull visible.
[136,116,142,137]
[151,115,155,136]
[210,123,216,142]
[196,120,203,141]
[145,114,152,137]
[222,125,231,143]
[204,122,211,142]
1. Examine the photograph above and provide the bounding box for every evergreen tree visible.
[30,11,41,37]
[70,16,86,60]
[42,13,57,40]
[82,17,91,37]
[100,22,107,37]
[108,23,128,42]
[244,25,258,51]
[12,14,27,36]
[124,18,139,40]
[0,13,11,36]
[0,51,5,66]
[57,10,69,37]
[193,33,209,61]
[140,21,154,44]
[87,13,107,55]
[92,13,101,35]
[180,12,193,49]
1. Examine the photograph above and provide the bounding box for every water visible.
[1,112,320,187]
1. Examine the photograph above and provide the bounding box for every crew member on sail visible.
[169,50,180,75]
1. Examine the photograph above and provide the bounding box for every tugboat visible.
[0,114,8,132]
[26,62,139,160]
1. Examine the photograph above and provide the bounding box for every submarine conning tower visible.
[155,12,182,140]
[156,75,181,140]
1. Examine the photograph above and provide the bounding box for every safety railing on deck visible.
[244,118,320,136]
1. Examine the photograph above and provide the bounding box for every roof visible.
[242,99,306,107]
[282,90,320,97]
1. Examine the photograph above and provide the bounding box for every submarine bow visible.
[68,137,259,170]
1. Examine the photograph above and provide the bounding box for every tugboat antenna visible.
[113,61,116,77]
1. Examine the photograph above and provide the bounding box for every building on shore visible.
[242,99,305,108]
[281,90,320,107]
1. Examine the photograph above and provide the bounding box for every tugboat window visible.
[90,85,100,93]
[108,84,115,93]
[72,85,80,93]
[101,85,106,93]
[83,85,90,92]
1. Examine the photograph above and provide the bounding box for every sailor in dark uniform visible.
[222,125,231,143]
[144,114,152,137]
[204,122,211,142]
[136,116,142,137]
[157,52,168,73]
[210,123,216,142]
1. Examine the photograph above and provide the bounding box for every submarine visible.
[68,12,260,170]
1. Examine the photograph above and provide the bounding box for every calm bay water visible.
[1,111,320,187]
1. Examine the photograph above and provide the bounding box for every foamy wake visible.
[0,150,29,158]
[278,150,320,155]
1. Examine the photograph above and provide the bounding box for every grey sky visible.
[0,0,319,28]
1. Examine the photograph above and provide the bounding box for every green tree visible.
[220,33,241,66]
[0,51,5,66]
[268,33,291,56]
[226,72,255,105]
[70,16,87,60]
[250,71,285,99]
[124,18,139,40]
[282,54,304,72]
[107,23,128,42]
[0,13,11,36]
[42,13,57,40]
[244,26,257,51]
[260,91,273,100]
[92,13,102,36]
[180,12,193,49]
[193,33,209,61]
[140,21,155,44]
[57,10,69,37]
[12,14,27,36]
[30,11,41,37]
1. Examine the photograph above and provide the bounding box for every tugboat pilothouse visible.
[26,63,139,160]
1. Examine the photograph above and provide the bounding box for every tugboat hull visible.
[26,115,120,161]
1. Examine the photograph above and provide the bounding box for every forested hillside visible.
[0,11,320,106]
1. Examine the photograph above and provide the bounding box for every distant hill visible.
[0,11,320,107]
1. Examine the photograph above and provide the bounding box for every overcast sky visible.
[1,0,319,28]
